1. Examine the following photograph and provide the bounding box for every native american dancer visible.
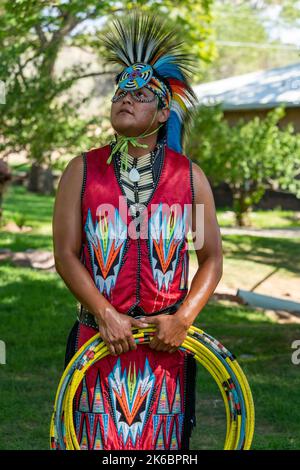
[53,10,223,450]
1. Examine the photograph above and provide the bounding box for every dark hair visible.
[157,96,168,143]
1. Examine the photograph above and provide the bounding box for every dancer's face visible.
[110,87,170,137]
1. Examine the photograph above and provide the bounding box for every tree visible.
[202,0,300,81]
[0,0,214,223]
[0,0,213,166]
[186,105,300,226]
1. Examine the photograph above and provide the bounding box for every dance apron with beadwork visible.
[64,139,197,450]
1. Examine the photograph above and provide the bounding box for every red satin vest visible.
[70,143,196,451]
[80,143,193,315]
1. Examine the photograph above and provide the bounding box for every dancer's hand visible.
[96,307,148,356]
[139,314,189,353]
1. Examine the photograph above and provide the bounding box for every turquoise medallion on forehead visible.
[118,62,153,90]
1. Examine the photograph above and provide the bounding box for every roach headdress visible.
[100,10,198,167]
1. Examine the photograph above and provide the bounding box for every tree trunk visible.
[0,184,4,228]
[0,159,12,227]
[232,189,252,227]
[27,162,55,195]
[40,166,55,195]
[235,209,250,227]
[27,162,43,193]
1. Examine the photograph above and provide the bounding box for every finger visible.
[159,344,170,352]
[139,316,158,325]
[155,338,171,352]
[108,343,117,356]
[113,342,123,355]
[116,336,130,353]
[154,344,168,352]
[148,337,159,349]
[131,318,149,329]
[127,335,137,351]
[149,338,167,352]
[120,339,129,354]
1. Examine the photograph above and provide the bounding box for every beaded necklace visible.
[112,139,164,217]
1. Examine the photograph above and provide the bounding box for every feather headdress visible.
[100,10,198,154]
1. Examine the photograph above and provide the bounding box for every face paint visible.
[111,87,157,104]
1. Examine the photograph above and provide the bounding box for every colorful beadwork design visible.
[171,376,182,413]
[179,250,189,291]
[92,420,103,450]
[148,203,188,291]
[151,372,184,450]
[78,377,90,412]
[108,357,155,446]
[155,421,165,450]
[86,413,96,439]
[156,374,169,414]
[119,62,153,90]
[92,373,105,413]
[84,207,127,297]
[79,417,88,450]
[170,418,179,449]
[152,414,184,450]
[74,411,82,437]
[75,411,110,450]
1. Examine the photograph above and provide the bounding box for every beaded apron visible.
[72,322,191,450]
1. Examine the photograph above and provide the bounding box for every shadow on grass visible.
[0,232,53,252]
[2,185,55,225]
[222,234,300,275]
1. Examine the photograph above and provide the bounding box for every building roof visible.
[194,62,300,111]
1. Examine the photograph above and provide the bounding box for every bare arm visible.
[52,155,147,355]
[52,155,112,317]
[175,162,223,327]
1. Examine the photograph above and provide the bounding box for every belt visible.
[77,299,185,330]
[77,306,99,330]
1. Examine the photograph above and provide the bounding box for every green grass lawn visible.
[0,185,54,251]
[0,260,300,450]
[216,208,300,229]
[221,234,300,275]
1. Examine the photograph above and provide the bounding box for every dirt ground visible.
[189,257,300,301]
[188,257,300,324]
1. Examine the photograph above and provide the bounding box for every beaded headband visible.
[100,10,198,160]
[116,62,172,109]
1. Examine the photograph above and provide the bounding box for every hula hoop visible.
[50,325,255,450]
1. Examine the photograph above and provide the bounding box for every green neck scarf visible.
[107,107,163,172]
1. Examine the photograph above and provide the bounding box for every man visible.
[52,11,222,450]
